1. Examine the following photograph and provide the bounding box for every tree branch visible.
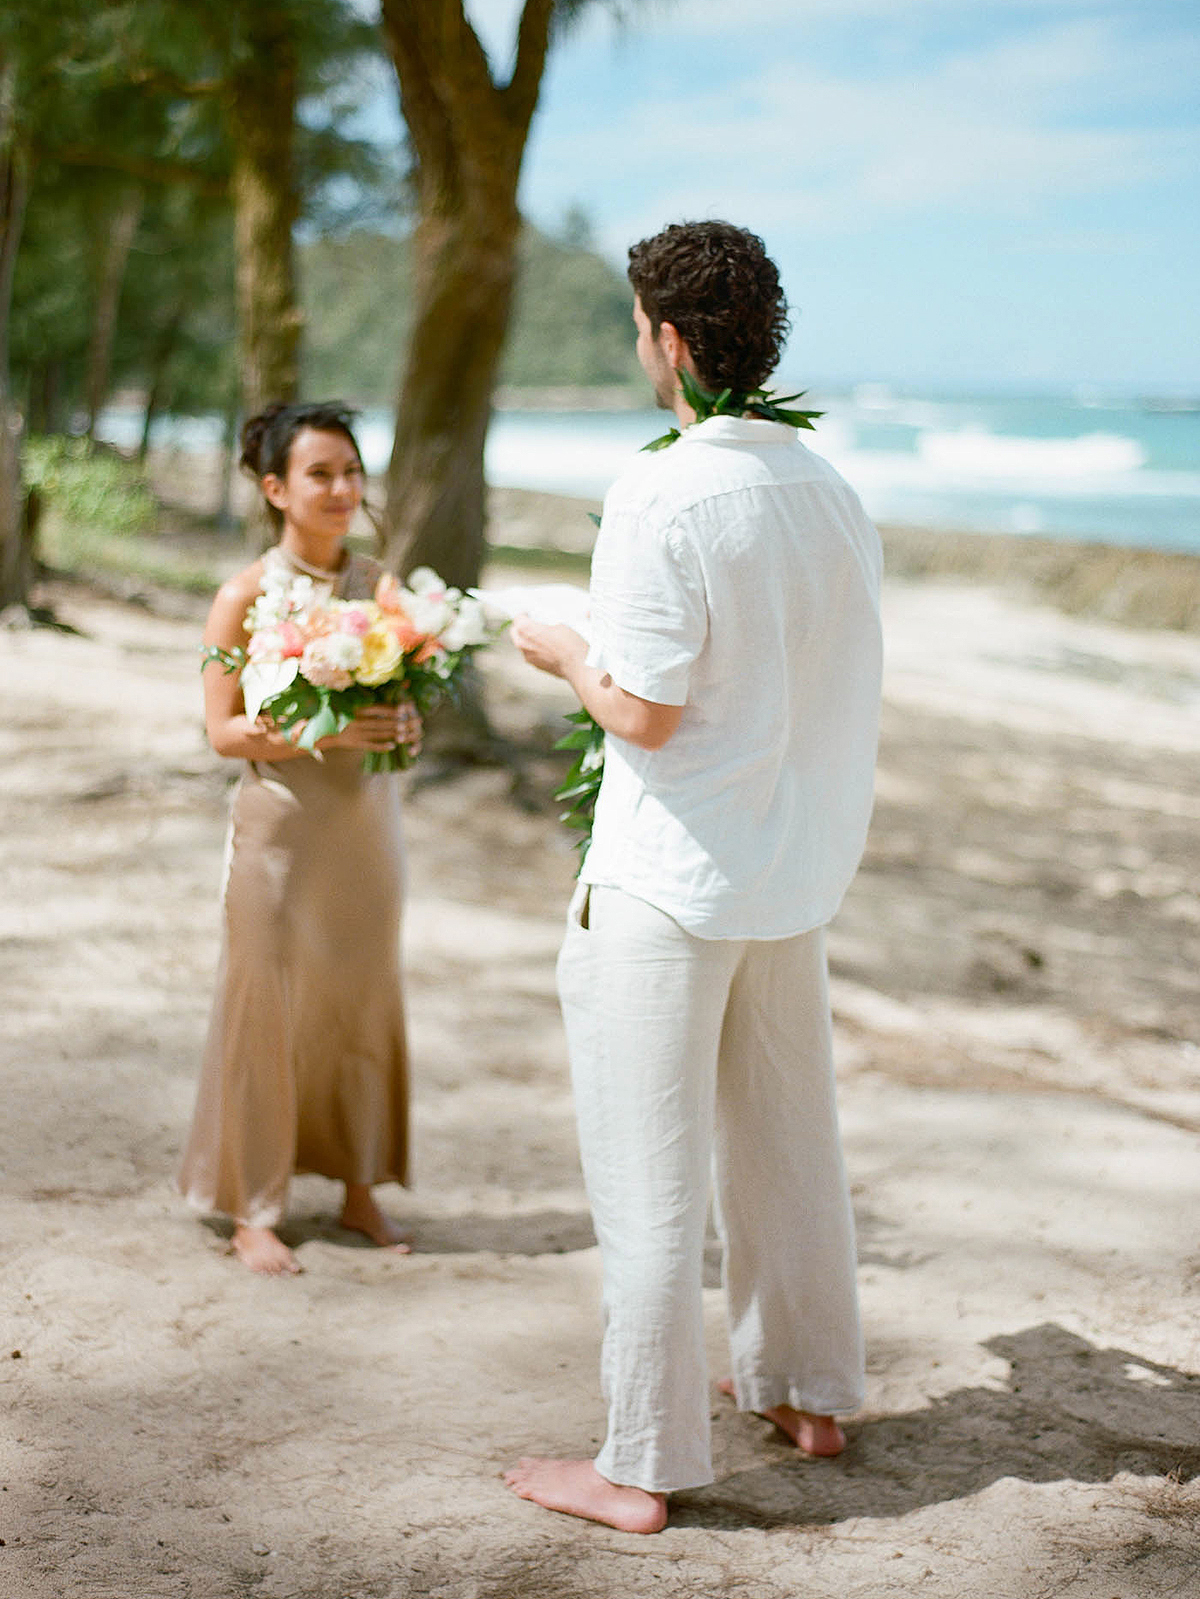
[504,0,556,133]
[46,144,227,198]
[379,0,459,206]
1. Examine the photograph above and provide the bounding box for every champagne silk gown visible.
[178,547,409,1228]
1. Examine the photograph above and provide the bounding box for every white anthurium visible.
[242,659,299,723]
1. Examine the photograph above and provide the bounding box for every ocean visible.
[101,387,1200,557]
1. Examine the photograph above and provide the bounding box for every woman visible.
[179,402,417,1275]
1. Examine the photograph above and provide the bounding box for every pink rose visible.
[300,633,362,690]
[338,605,372,637]
[247,621,305,664]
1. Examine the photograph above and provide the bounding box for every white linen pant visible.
[556,883,864,1494]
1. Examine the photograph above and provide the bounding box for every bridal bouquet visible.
[203,565,498,772]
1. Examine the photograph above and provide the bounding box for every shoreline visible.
[486,486,1200,634]
[26,456,1200,639]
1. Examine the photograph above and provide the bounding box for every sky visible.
[423,0,1199,396]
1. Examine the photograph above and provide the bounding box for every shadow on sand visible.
[674,1323,1200,1530]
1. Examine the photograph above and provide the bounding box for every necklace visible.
[643,368,823,451]
[277,545,346,581]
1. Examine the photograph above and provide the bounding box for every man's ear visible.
[658,320,689,371]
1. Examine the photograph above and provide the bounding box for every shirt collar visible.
[675,414,798,445]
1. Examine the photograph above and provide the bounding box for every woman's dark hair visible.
[627,221,790,394]
[240,402,363,526]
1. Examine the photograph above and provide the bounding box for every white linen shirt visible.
[580,414,883,939]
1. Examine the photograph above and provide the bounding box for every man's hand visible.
[509,613,683,752]
[509,615,587,681]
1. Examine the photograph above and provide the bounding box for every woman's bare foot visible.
[231,1224,301,1276]
[339,1184,412,1252]
[503,1458,667,1534]
[717,1377,846,1456]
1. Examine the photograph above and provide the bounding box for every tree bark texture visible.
[227,10,301,418]
[379,0,555,589]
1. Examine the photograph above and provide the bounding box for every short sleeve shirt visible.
[580,415,883,939]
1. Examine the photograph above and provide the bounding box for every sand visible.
[1,506,1198,1598]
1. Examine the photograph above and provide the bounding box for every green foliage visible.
[299,230,413,405]
[112,189,238,419]
[23,436,157,536]
[553,708,607,859]
[6,2,391,431]
[503,225,642,388]
[299,218,642,405]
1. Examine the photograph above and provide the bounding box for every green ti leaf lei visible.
[553,372,822,859]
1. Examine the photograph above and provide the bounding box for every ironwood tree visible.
[378,0,606,592]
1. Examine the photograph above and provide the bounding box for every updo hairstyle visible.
[240,401,364,529]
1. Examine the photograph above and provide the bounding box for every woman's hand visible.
[321,700,423,756]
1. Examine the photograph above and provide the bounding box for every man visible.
[506,221,882,1534]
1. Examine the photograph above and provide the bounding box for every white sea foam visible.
[817,434,1200,507]
[93,399,1200,552]
[915,428,1147,480]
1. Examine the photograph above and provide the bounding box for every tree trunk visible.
[226,11,301,419]
[26,360,63,435]
[84,183,143,443]
[214,380,240,529]
[384,207,519,589]
[225,9,301,553]
[379,0,555,590]
[137,303,185,462]
[0,60,31,611]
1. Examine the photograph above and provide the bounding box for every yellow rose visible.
[356,622,405,686]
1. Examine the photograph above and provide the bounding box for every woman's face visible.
[263,427,364,541]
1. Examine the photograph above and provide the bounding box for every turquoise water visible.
[101,388,1200,556]
[447,392,1199,556]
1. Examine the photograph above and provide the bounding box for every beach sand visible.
[1,493,1198,1597]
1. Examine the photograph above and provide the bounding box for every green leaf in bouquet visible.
[297,699,340,749]
[200,644,246,674]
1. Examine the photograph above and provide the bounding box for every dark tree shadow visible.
[270,1206,598,1256]
[673,1323,1200,1530]
[199,1191,909,1268]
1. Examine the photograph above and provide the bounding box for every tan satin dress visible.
[178,549,409,1227]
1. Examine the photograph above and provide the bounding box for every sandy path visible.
[1,564,1198,1598]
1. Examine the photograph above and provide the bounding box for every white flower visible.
[243,660,299,721]
[441,595,489,650]
[406,566,458,599]
[300,632,363,690]
[404,587,454,637]
[246,573,316,632]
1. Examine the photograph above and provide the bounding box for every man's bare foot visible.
[339,1184,412,1252]
[717,1377,846,1456]
[503,1458,668,1534]
[231,1224,301,1276]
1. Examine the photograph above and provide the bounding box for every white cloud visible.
[524,9,1199,247]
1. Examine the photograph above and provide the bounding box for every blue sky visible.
[421,2,1200,394]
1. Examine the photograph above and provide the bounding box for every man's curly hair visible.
[627,221,790,394]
